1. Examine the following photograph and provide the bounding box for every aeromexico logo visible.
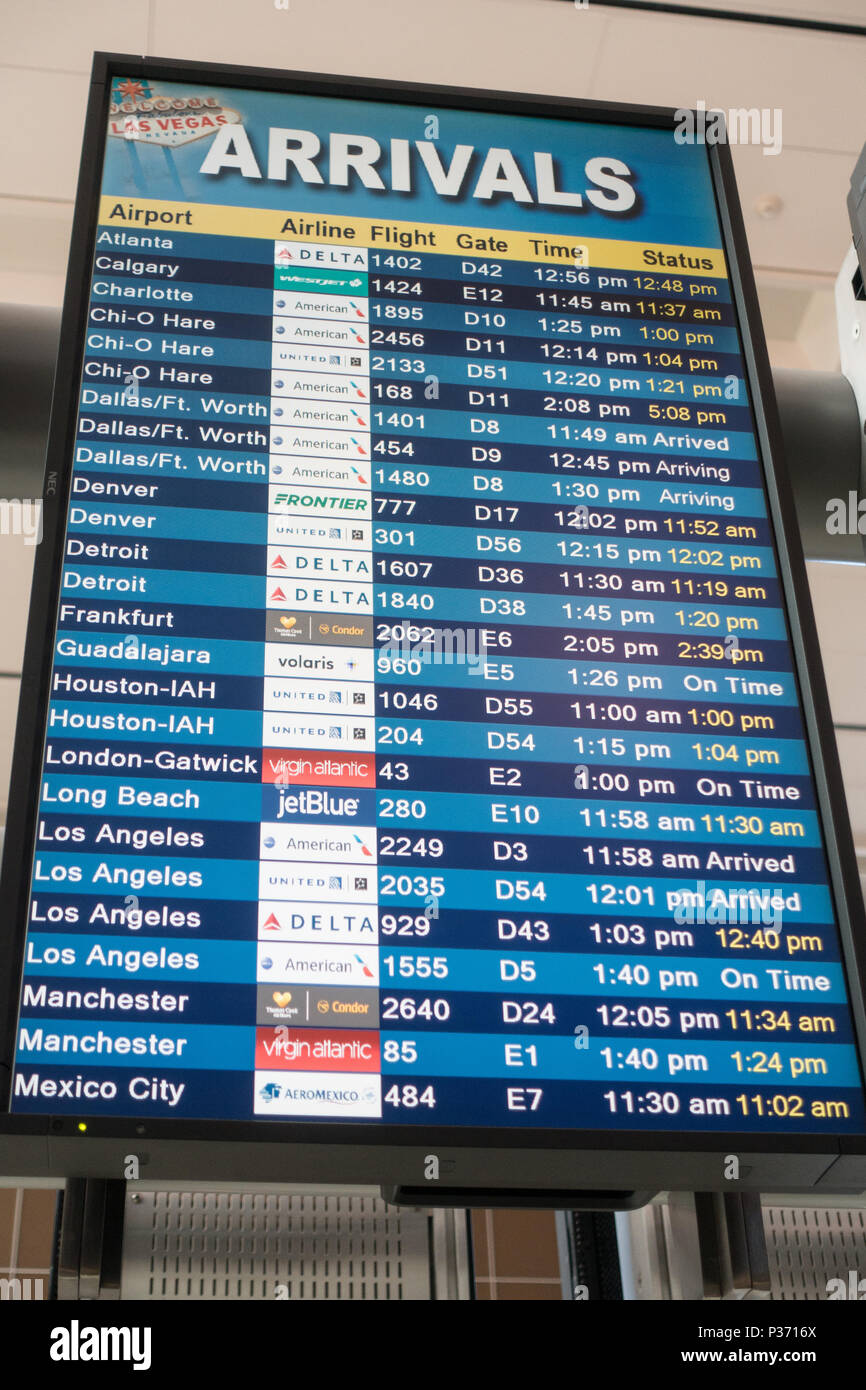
[108,78,241,148]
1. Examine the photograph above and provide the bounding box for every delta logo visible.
[255,1027,380,1072]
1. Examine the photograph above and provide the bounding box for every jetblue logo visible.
[276,787,361,820]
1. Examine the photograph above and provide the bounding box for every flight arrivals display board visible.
[2,55,866,1187]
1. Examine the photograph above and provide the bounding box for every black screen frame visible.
[0,51,864,1193]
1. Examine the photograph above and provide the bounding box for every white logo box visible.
[266,545,371,581]
[258,900,379,944]
[268,456,370,490]
[272,317,369,350]
[270,369,369,403]
[264,643,374,682]
[261,711,374,751]
[259,821,377,865]
[274,241,369,271]
[265,580,373,615]
[256,942,379,985]
[270,345,370,375]
[254,1072,382,1118]
[263,675,374,714]
[267,515,371,551]
[273,290,368,323]
[258,861,377,905]
[271,399,370,432]
[269,482,370,517]
[270,426,370,462]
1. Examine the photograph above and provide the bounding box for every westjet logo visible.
[50,1319,152,1370]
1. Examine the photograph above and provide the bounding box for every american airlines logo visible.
[256,943,378,984]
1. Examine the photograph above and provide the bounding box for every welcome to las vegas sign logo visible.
[108,77,242,148]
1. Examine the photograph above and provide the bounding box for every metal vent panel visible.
[763,1205,866,1300]
[121,1190,431,1300]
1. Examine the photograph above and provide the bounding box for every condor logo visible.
[255,983,379,1027]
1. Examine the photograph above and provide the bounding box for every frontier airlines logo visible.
[270,485,369,515]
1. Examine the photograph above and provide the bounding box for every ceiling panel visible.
[150,0,610,94]
[733,146,856,276]
[0,0,149,73]
[651,0,866,23]
[0,679,21,820]
[590,12,865,153]
[807,560,866,729]
[0,198,71,273]
[728,145,853,275]
[0,538,34,677]
[832,730,866,846]
[0,67,88,201]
